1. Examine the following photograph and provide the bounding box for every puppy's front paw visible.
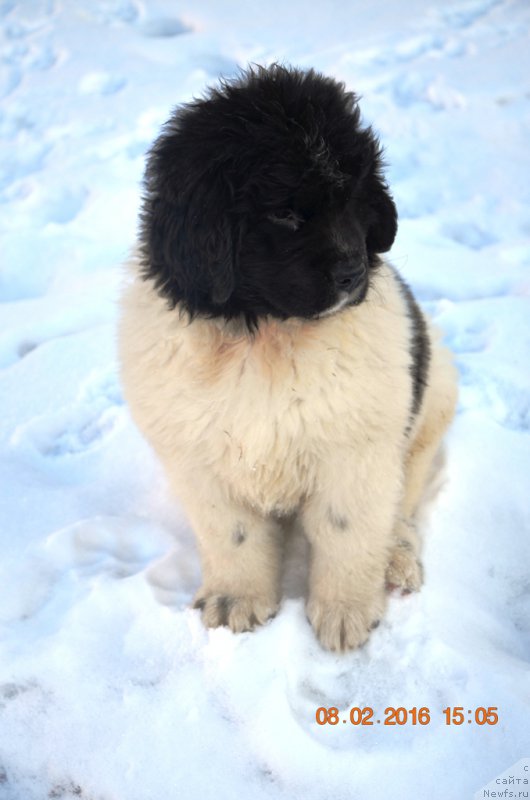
[306,595,385,653]
[386,542,423,594]
[193,591,278,633]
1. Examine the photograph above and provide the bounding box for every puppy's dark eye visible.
[267,210,303,231]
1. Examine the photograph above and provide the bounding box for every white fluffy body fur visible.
[119,255,457,651]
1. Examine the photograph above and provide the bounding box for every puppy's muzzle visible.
[332,260,367,293]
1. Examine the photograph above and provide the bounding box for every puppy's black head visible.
[140,64,397,327]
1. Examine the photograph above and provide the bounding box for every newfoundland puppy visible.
[119,65,457,652]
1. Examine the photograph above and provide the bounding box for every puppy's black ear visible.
[177,175,237,307]
[140,135,237,314]
[366,187,398,254]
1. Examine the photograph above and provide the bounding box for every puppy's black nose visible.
[333,261,366,292]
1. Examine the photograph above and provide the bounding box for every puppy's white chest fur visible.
[119,262,413,515]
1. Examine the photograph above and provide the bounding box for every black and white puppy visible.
[119,65,457,652]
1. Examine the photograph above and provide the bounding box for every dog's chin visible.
[313,292,352,319]
[313,281,368,320]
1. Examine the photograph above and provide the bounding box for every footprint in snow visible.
[78,71,127,96]
[136,16,192,38]
[10,369,125,466]
[486,380,530,432]
[442,0,501,30]
[441,318,492,355]
[75,0,187,34]
[48,781,85,799]
[76,0,139,25]
[65,516,170,579]
[0,680,38,710]
[2,516,173,625]
[0,0,59,81]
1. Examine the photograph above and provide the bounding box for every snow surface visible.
[1,1,529,798]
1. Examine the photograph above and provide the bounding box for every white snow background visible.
[1,1,529,798]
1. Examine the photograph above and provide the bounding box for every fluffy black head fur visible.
[140,64,398,327]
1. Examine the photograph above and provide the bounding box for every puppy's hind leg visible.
[385,517,423,594]
[175,471,282,633]
[386,345,458,593]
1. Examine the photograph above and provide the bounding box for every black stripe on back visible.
[393,271,431,421]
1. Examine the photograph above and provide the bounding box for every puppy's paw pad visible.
[306,598,384,652]
[386,545,423,593]
[193,592,277,633]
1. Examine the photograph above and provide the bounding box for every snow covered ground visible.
[1,0,529,798]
